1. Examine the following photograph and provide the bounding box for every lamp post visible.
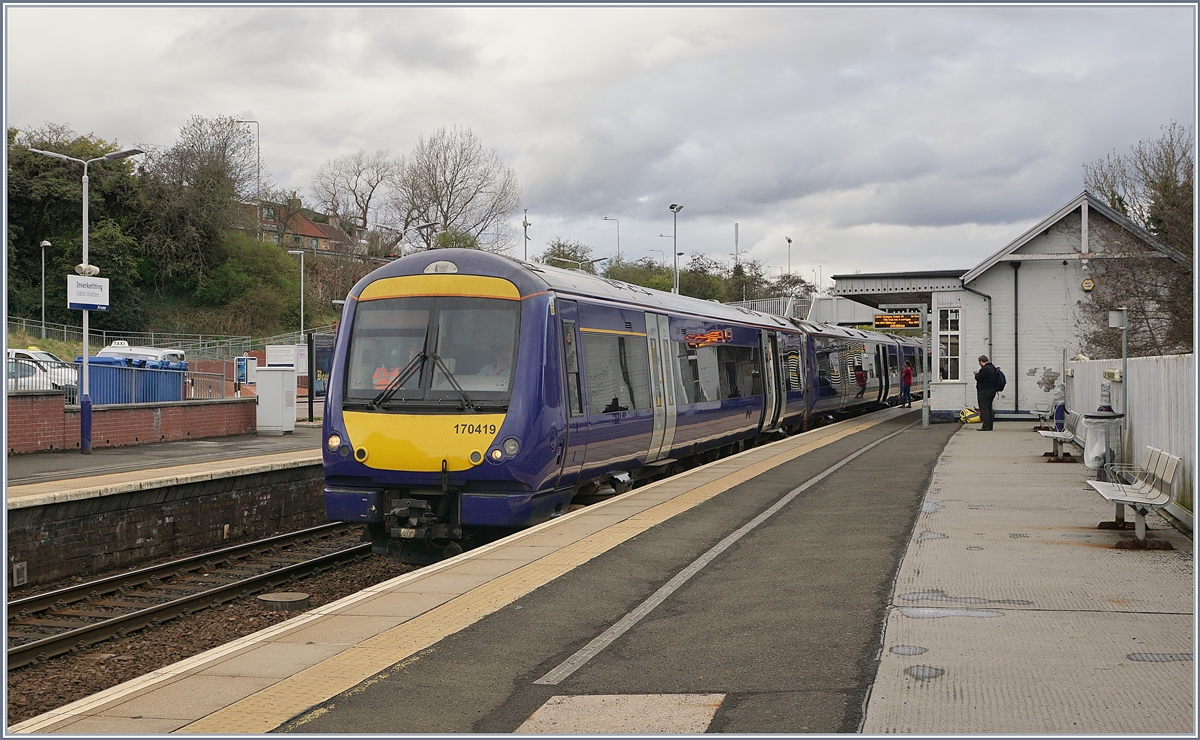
[40,240,50,339]
[669,204,683,294]
[602,216,620,260]
[1109,307,1129,451]
[785,236,792,275]
[235,119,261,241]
[288,250,305,336]
[28,146,144,454]
[522,209,532,260]
[650,249,665,267]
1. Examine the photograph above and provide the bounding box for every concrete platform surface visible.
[8,415,1194,735]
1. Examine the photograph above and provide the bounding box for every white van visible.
[95,340,186,363]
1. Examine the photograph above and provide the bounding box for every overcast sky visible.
[5,4,1195,288]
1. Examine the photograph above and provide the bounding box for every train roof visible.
[353,249,921,346]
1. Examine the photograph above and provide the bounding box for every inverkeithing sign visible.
[67,275,110,311]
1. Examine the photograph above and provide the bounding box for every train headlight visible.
[469,450,483,465]
[489,449,504,461]
[502,438,520,456]
[326,434,342,452]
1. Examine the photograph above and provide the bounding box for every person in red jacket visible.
[854,366,867,398]
[901,361,913,407]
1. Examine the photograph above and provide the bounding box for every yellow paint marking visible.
[174,414,894,734]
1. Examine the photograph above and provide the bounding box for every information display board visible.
[873,313,921,330]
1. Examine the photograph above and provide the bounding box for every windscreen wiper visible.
[429,353,476,411]
[371,351,428,408]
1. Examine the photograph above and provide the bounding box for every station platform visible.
[9,410,1193,735]
[5,426,321,511]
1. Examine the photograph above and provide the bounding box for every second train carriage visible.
[322,249,924,561]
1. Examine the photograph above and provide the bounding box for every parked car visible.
[95,340,186,364]
[6,348,79,402]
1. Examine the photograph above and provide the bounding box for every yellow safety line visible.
[179,413,893,734]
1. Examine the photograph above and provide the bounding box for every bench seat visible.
[1087,448,1179,548]
[1036,411,1081,461]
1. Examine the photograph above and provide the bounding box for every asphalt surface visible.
[5,425,322,487]
[278,413,957,734]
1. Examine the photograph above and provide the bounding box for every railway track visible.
[7,523,370,670]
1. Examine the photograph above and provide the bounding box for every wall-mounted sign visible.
[266,344,296,367]
[873,313,921,329]
[1081,278,1095,292]
[66,275,109,311]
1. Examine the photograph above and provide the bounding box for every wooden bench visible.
[1037,410,1081,462]
[1087,445,1179,549]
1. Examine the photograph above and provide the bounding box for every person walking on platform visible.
[974,354,998,431]
[854,366,867,398]
[900,361,913,407]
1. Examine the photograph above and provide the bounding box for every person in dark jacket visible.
[974,354,998,431]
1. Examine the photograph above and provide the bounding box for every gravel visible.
[7,551,415,726]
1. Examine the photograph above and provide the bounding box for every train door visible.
[556,300,587,488]
[760,330,784,431]
[875,344,888,403]
[645,313,678,462]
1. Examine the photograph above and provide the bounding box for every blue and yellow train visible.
[323,249,924,561]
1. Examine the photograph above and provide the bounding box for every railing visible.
[726,297,811,319]
[6,358,226,405]
[7,317,337,361]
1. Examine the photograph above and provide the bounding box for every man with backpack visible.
[974,355,1000,431]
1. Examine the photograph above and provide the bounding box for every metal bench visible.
[1033,402,1053,431]
[1087,447,1179,550]
[1037,410,1081,462]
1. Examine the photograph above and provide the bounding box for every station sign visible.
[66,275,109,311]
[873,313,921,330]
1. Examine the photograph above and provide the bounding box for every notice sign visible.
[266,344,296,367]
[67,275,110,311]
[873,313,921,330]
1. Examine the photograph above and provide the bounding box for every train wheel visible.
[443,542,464,559]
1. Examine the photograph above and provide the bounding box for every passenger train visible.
[323,249,925,562]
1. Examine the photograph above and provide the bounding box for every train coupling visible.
[386,498,461,542]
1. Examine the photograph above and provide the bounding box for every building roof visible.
[961,190,1186,283]
[832,270,970,310]
[314,222,354,246]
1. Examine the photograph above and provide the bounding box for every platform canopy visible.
[830,269,968,310]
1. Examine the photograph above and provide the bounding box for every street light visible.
[40,240,50,339]
[669,204,684,294]
[522,209,532,260]
[650,248,665,267]
[28,146,143,454]
[288,250,305,336]
[602,216,620,260]
[235,119,261,241]
[785,236,792,275]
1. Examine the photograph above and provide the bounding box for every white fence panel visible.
[1067,354,1194,525]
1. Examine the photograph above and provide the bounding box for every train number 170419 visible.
[454,423,498,435]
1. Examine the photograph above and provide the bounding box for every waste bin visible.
[76,355,135,405]
[1082,411,1125,472]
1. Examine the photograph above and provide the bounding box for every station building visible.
[832,191,1181,421]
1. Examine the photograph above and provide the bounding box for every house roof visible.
[281,212,326,239]
[314,222,354,246]
[961,191,1186,284]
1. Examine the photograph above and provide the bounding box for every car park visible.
[6,348,79,402]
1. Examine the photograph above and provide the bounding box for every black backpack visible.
[995,367,1006,392]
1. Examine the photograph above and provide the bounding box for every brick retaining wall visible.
[7,464,327,587]
[6,391,256,454]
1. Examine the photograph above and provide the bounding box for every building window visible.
[311,237,319,250]
[938,308,960,381]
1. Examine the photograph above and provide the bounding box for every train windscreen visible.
[344,296,520,408]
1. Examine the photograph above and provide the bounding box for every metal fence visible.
[726,297,812,320]
[7,317,336,361]
[6,358,226,405]
[1066,353,1194,525]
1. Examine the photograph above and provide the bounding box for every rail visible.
[7,523,368,669]
[6,358,227,404]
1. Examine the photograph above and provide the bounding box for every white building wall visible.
[929,209,1091,415]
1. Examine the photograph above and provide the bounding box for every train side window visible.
[581,333,651,414]
[563,321,584,417]
[715,345,762,400]
[674,341,703,404]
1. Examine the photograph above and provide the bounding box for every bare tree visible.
[390,126,520,253]
[1081,122,1193,356]
[310,149,397,233]
[136,115,257,280]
